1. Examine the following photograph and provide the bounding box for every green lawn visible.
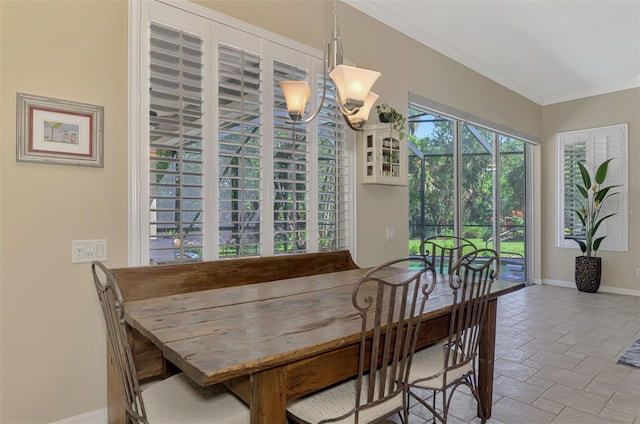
[409,238,524,257]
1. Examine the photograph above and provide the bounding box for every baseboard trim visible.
[50,408,106,424]
[542,279,640,297]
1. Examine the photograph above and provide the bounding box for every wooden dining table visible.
[125,266,524,424]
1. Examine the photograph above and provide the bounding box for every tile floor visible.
[398,284,640,424]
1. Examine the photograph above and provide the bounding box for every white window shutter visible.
[315,77,351,251]
[562,138,587,240]
[273,60,309,254]
[148,22,204,265]
[218,44,262,257]
[597,125,627,252]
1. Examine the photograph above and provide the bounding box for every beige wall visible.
[1,0,542,422]
[541,88,640,291]
[1,0,128,422]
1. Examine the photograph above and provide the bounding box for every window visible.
[407,97,536,284]
[129,0,353,265]
[557,124,628,252]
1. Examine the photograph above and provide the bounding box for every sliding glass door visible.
[408,105,529,283]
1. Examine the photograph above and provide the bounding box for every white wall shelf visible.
[361,123,407,186]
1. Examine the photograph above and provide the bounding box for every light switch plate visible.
[386,226,396,241]
[72,239,107,263]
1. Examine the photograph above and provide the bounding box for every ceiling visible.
[344,0,640,105]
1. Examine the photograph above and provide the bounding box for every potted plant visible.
[375,103,406,140]
[572,158,619,292]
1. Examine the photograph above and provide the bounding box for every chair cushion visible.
[287,374,404,424]
[408,344,473,390]
[143,373,249,424]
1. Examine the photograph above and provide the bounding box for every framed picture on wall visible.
[16,93,104,167]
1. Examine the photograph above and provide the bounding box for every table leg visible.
[478,298,497,420]
[250,367,287,424]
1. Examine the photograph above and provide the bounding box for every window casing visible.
[557,124,628,252]
[128,0,354,266]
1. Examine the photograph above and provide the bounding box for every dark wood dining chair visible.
[407,248,499,423]
[286,257,437,424]
[91,261,249,424]
[420,235,476,275]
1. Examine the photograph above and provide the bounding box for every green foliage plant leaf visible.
[572,158,619,257]
[592,236,606,251]
[576,184,589,199]
[576,239,587,253]
[595,158,613,184]
[375,103,406,140]
[577,161,591,190]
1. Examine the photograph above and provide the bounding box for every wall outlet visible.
[72,239,107,264]
[636,267,640,278]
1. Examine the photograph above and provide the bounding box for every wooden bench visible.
[106,250,359,424]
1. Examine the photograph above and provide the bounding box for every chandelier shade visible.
[329,64,381,115]
[347,91,379,130]
[279,81,312,121]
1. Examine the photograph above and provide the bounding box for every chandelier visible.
[279,0,381,130]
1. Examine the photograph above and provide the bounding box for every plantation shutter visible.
[218,44,262,257]
[148,22,204,265]
[271,62,351,254]
[316,79,350,251]
[562,138,587,240]
[272,61,309,254]
[595,125,625,250]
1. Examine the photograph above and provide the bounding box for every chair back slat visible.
[343,257,436,424]
[92,261,148,424]
[421,235,476,274]
[446,249,499,371]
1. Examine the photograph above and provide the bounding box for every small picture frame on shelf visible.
[16,93,104,167]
